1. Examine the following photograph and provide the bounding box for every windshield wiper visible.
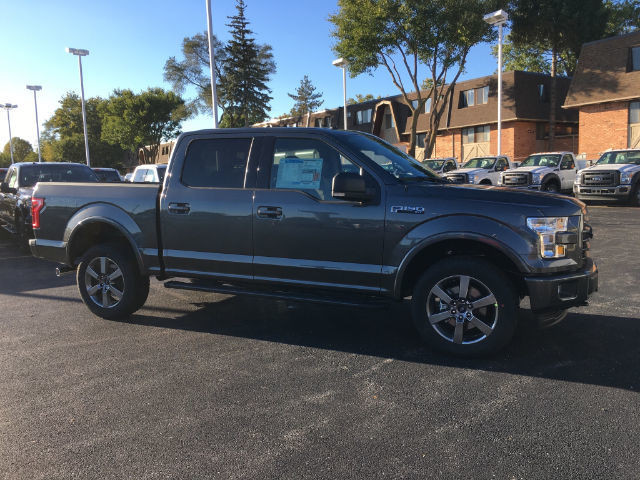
[399,176,447,184]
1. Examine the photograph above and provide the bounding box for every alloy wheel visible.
[84,256,125,308]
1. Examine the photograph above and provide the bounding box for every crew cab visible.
[0,162,97,248]
[29,129,598,356]
[573,149,640,206]
[444,156,511,185]
[499,152,577,193]
[421,157,457,176]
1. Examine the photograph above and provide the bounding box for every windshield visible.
[423,160,444,170]
[19,164,98,187]
[520,154,561,168]
[462,157,496,169]
[94,169,122,182]
[342,133,441,181]
[157,166,167,182]
[596,151,640,165]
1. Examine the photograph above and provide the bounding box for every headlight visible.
[574,173,582,184]
[531,173,543,185]
[468,175,476,184]
[527,217,568,258]
[621,171,635,184]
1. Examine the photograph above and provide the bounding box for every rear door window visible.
[182,138,252,188]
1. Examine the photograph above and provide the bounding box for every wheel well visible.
[69,222,137,267]
[544,176,560,187]
[479,179,492,185]
[399,239,526,298]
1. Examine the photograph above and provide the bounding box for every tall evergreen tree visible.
[219,0,276,127]
[288,76,324,118]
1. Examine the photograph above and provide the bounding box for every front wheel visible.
[411,257,518,356]
[77,244,148,320]
[630,184,640,207]
[542,182,560,193]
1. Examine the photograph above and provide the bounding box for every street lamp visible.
[332,58,349,130]
[484,9,509,156]
[26,85,43,162]
[0,103,18,164]
[66,47,91,166]
[206,0,219,128]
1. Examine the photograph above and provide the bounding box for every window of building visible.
[325,117,332,128]
[475,125,490,142]
[631,101,640,124]
[631,46,640,71]
[411,99,419,110]
[476,86,489,105]
[460,89,474,108]
[416,133,426,148]
[538,84,549,102]
[356,109,372,125]
[385,113,395,129]
[182,138,251,188]
[425,98,432,113]
[462,127,474,144]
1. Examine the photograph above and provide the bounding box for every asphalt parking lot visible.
[0,205,639,479]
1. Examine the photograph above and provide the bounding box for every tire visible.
[630,184,640,207]
[77,244,148,320]
[542,181,560,193]
[479,180,492,186]
[411,256,518,356]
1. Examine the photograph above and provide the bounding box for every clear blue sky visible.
[0,0,497,151]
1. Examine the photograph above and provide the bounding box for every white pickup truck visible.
[444,156,511,185]
[573,149,640,206]
[498,152,577,193]
[421,157,458,176]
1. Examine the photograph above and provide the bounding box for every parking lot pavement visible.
[0,205,639,480]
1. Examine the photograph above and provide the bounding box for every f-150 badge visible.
[391,206,425,214]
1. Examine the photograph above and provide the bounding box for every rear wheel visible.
[411,257,518,356]
[77,244,148,320]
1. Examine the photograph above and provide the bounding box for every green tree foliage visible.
[2,137,33,163]
[347,94,380,105]
[510,0,610,148]
[331,0,498,158]
[163,32,227,115]
[491,35,574,76]
[288,75,324,118]
[605,0,640,35]
[219,0,276,127]
[101,88,189,164]
[42,92,126,168]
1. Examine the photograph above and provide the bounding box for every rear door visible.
[159,134,256,281]
[0,167,18,225]
[252,135,385,293]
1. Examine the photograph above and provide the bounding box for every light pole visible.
[483,9,509,156]
[66,47,91,166]
[332,58,349,130]
[26,85,43,162]
[206,0,219,128]
[1,103,18,164]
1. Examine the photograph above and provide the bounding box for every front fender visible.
[64,203,145,271]
[387,214,535,298]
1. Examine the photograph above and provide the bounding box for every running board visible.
[164,280,390,309]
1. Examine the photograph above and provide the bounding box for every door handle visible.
[168,202,191,214]
[257,206,283,219]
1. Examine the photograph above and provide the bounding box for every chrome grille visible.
[448,173,468,184]
[502,173,530,186]
[582,171,617,186]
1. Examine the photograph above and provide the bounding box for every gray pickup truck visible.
[29,128,598,355]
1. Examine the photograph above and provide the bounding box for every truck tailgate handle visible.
[257,206,283,219]
[168,202,191,214]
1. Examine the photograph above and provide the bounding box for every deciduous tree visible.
[331,0,498,158]
[2,137,33,163]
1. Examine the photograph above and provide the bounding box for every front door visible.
[252,136,385,293]
[559,154,576,190]
[159,135,255,281]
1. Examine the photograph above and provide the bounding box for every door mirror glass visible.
[0,182,15,194]
[332,172,372,201]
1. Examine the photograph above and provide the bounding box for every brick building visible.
[563,31,640,159]
[256,70,578,164]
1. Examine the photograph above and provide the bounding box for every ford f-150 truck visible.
[573,149,640,205]
[444,156,511,185]
[29,129,598,355]
[498,152,577,193]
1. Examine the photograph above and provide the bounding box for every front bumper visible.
[525,258,598,313]
[573,184,632,201]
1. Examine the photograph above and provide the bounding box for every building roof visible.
[564,30,640,108]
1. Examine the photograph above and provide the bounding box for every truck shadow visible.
[129,295,639,393]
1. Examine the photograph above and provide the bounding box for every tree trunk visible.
[549,47,557,150]
[407,107,420,158]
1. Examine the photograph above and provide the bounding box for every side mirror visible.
[332,172,373,202]
[0,182,14,194]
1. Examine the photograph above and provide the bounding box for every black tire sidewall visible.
[77,244,143,320]
[543,181,559,193]
[411,257,518,356]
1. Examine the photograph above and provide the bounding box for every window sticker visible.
[275,157,323,189]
